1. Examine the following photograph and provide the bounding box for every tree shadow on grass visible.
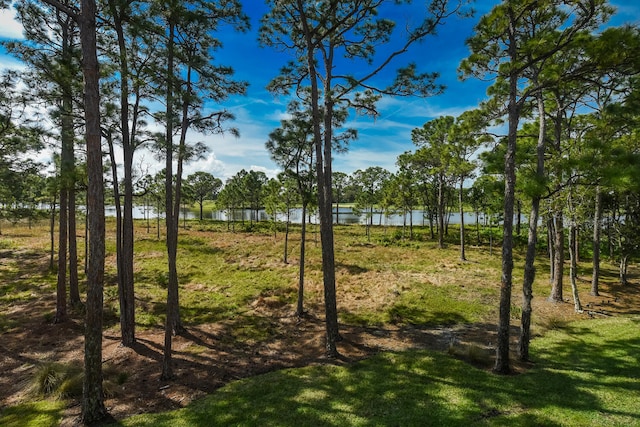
[115,348,568,427]
[168,320,640,426]
[336,261,369,275]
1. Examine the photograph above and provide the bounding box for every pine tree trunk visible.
[409,208,414,240]
[591,187,601,296]
[284,209,290,263]
[459,178,466,261]
[318,100,339,356]
[299,7,339,357]
[495,9,518,375]
[547,216,555,283]
[516,199,521,236]
[79,0,108,421]
[569,223,582,312]
[162,19,177,381]
[619,254,628,285]
[49,197,56,271]
[437,175,445,249]
[55,188,68,324]
[318,178,339,357]
[519,89,545,362]
[296,203,307,317]
[549,212,564,302]
[519,197,539,361]
[68,186,81,307]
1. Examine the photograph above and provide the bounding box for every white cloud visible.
[183,153,227,178]
[248,164,281,179]
[0,55,26,72]
[0,8,23,40]
[377,96,480,121]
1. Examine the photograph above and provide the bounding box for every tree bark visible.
[549,212,564,302]
[547,216,555,283]
[569,222,582,312]
[459,178,466,261]
[55,187,67,323]
[619,254,628,285]
[519,89,545,362]
[297,0,339,357]
[162,18,177,381]
[591,187,601,296]
[107,130,134,345]
[296,202,307,317]
[79,0,108,421]
[283,209,289,263]
[49,196,56,271]
[495,7,518,375]
[119,25,137,349]
[437,175,445,249]
[68,185,81,307]
[516,199,521,236]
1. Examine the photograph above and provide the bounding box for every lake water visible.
[115,205,493,227]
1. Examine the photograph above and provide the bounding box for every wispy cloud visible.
[0,9,23,40]
[0,8,26,71]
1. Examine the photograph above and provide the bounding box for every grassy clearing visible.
[1,218,637,425]
[0,400,65,427]
[97,219,510,332]
[113,317,640,427]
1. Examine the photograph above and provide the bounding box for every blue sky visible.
[1,1,639,182]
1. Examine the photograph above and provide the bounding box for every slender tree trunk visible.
[428,210,434,239]
[49,197,56,271]
[162,19,177,381]
[121,95,136,347]
[495,10,518,375]
[320,77,340,358]
[317,148,340,357]
[569,222,582,312]
[547,216,555,283]
[519,196,540,362]
[79,0,108,421]
[68,185,81,307]
[519,90,545,362]
[367,205,373,242]
[459,178,466,261]
[107,131,132,347]
[489,218,493,256]
[619,254,628,285]
[84,204,89,275]
[591,187,601,296]
[55,10,77,324]
[607,215,614,259]
[437,176,445,249]
[102,2,136,347]
[146,195,151,233]
[296,202,307,317]
[284,209,290,264]
[157,198,161,239]
[170,64,196,336]
[549,212,564,302]
[298,2,339,357]
[55,188,68,323]
[409,208,414,240]
[516,199,521,236]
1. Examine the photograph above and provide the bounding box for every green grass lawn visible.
[0,401,65,427]
[1,220,638,426]
[106,317,640,427]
